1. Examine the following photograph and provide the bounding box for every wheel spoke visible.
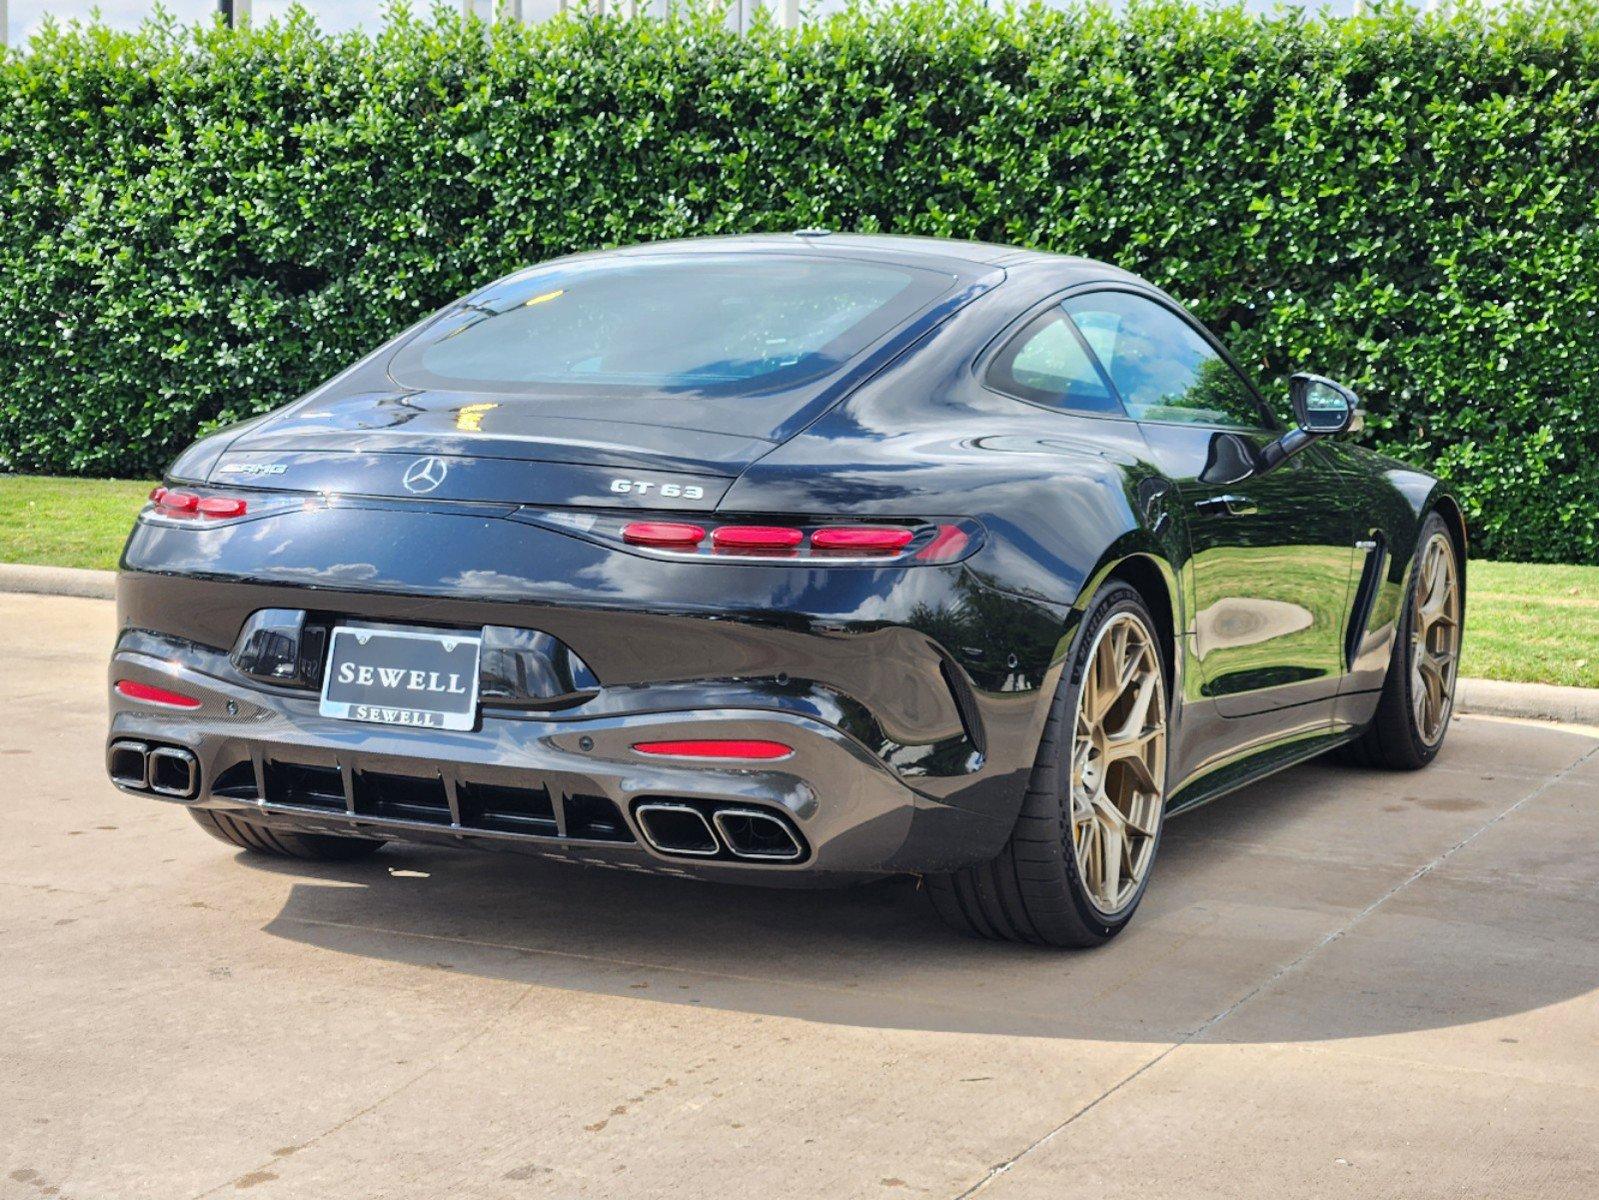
[1103,723,1159,764]
[1099,810,1123,905]
[1108,669,1158,744]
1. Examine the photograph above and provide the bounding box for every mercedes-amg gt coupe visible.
[107,233,1465,946]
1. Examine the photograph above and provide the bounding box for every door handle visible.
[1194,494,1258,517]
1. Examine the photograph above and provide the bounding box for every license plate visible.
[319,627,482,731]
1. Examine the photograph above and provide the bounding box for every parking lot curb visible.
[1454,676,1599,726]
[0,563,116,600]
[2,563,1596,723]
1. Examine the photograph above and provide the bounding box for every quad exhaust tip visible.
[635,801,805,862]
[108,740,199,799]
[149,746,199,798]
[107,740,150,790]
[712,808,804,861]
[635,802,721,857]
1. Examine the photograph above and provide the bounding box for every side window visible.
[986,309,1122,416]
[1062,293,1269,431]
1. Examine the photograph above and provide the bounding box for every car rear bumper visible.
[108,661,928,885]
[108,630,1040,887]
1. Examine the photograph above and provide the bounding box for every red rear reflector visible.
[624,521,705,548]
[811,526,915,553]
[149,486,167,503]
[632,739,793,761]
[711,525,804,550]
[196,496,248,518]
[917,524,970,562]
[115,680,202,709]
[158,490,200,513]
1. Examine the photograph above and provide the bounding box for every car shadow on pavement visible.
[254,742,1599,1044]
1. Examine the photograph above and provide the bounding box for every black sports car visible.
[107,233,1465,946]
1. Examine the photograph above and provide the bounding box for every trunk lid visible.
[207,389,770,509]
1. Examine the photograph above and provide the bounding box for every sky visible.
[7,1,410,40]
[2,0,1439,45]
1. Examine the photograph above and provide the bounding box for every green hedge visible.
[2,1,1596,562]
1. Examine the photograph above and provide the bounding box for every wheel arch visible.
[1071,541,1182,698]
[1427,491,1469,611]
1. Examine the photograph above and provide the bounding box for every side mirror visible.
[1260,373,1364,472]
[1290,373,1362,436]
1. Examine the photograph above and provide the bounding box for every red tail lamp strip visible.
[711,526,804,550]
[150,490,249,519]
[811,526,915,553]
[917,524,970,562]
[196,496,248,518]
[632,739,794,761]
[115,680,202,709]
[157,490,200,514]
[623,521,706,548]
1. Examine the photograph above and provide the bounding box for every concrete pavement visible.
[3,592,1597,1199]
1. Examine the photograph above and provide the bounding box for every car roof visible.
[558,231,1141,287]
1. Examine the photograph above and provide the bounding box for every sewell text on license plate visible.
[319,626,482,732]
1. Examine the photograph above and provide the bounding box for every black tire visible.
[926,583,1167,948]
[1342,513,1462,771]
[189,809,386,861]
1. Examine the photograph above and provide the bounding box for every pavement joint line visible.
[950,739,1599,1200]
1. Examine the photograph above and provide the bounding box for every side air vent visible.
[1346,535,1388,669]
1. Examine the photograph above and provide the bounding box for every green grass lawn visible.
[0,473,1594,688]
[0,474,153,571]
[1465,560,1598,689]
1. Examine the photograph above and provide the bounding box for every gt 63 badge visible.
[609,479,705,500]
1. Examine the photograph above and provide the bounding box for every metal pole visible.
[1,0,9,50]
[218,0,250,28]
[777,0,799,29]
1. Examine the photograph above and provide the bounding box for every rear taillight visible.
[525,511,981,565]
[917,524,970,562]
[148,488,250,521]
[196,496,248,518]
[157,490,200,514]
[623,521,705,548]
[811,526,915,554]
[711,525,804,551]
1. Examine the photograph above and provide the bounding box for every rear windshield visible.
[388,253,957,397]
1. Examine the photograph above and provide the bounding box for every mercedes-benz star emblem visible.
[403,456,448,495]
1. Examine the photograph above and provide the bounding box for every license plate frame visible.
[319,626,482,732]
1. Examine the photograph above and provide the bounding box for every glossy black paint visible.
[109,234,1464,882]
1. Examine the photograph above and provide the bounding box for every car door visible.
[1060,289,1358,719]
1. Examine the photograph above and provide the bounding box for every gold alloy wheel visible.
[1070,612,1168,916]
[1411,531,1462,746]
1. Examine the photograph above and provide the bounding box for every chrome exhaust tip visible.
[635,802,720,857]
[107,740,150,790]
[712,808,804,861]
[148,746,199,799]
